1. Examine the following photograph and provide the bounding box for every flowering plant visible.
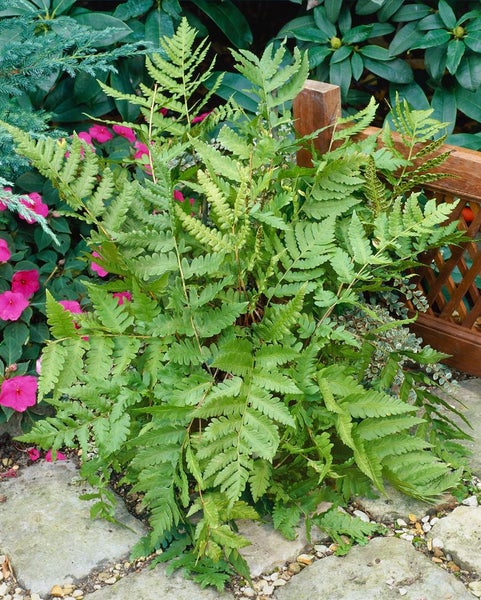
[9,20,469,588]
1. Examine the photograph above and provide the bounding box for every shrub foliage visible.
[7,19,469,587]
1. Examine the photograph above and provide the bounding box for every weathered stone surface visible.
[238,520,329,577]
[451,379,481,474]
[274,536,473,600]
[355,484,431,524]
[428,505,481,572]
[83,565,234,600]
[0,460,147,596]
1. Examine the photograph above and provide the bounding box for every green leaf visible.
[446,39,465,75]
[412,29,451,50]
[438,0,456,29]
[456,54,481,91]
[329,57,352,99]
[456,85,481,121]
[194,0,252,49]
[364,57,413,83]
[342,25,373,44]
[391,3,431,22]
[431,88,456,135]
[464,31,481,53]
[72,13,133,47]
[389,22,423,56]
[360,45,391,61]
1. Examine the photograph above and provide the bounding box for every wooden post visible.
[293,80,341,167]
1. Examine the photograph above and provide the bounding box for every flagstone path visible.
[1,379,481,600]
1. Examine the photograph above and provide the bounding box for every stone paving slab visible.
[0,460,147,596]
[451,379,481,474]
[83,564,234,600]
[429,505,481,573]
[273,536,474,600]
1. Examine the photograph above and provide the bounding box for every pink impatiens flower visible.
[173,189,195,206]
[0,291,29,321]
[112,291,132,305]
[19,192,49,224]
[11,269,40,298]
[78,131,94,146]
[45,449,66,462]
[89,125,113,144]
[58,300,83,314]
[27,447,41,461]
[91,251,108,277]
[112,124,136,143]
[0,239,10,262]
[0,375,37,412]
[133,141,149,160]
[191,111,212,124]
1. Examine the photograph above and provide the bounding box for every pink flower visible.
[11,269,40,298]
[112,291,132,305]
[19,192,49,224]
[78,131,94,146]
[89,125,113,144]
[0,468,17,479]
[27,447,40,461]
[58,300,83,314]
[0,375,37,412]
[0,186,11,211]
[173,189,195,206]
[0,239,10,262]
[112,124,136,143]
[160,108,168,116]
[45,449,66,462]
[0,291,29,321]
[91,251,108,277]
[35,357,42,374]
[133,141,150,160]
[192,111,212,124]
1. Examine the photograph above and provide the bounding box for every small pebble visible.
[396,518,407,527]
[287,562,301,575]
[430,517,439,526]
[469,581,481,597]
[273,579,287,587]
[30,594,42,600]
[297,554,315,565]
[421,515,430,523]
[399,533,414,542]
[422,522,431,533]
[72,592,83,599]
[0,583,8,596]
[104,577,117,585]
[240,587,255,598]
[462,495,479,507]
[399,588,407,596]
[431,537,444,549]
[353,510,370,522]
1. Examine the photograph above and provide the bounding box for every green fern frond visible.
[332,98,377,142]
[84,283,134,334]
[175,208,232,252]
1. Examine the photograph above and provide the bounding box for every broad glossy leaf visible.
[431,88,456,135]
[308,46,331,69]
[72,13,132,47]
[52,0,76,15]
[456,85,481,121]
[378,0,404,22]
[446,39,466,74]
[389,81,429,110]
[329,57,352,99]
[389,22,423,56]
[144,8,175,48]
[0,0,37,16]
[277,15,315,38]
[446,132,481,149]
[351,52,364,80]
[371,23,395,37]
[364,57,413,83]
[425,47,447,81]
[361,45,391,61]
[343,25,373,44]
[411,29,451,50]
[438,0,456,29]
[313,6,337,39]
[331,45,352,64]
[465,31,481,53]
[356,0,387,16]
[205,72,258,112]
[391,3,431,22]
[456,54,481,90]
[194,0,252,48]
[417,13,445,30]
[325,0,341,22]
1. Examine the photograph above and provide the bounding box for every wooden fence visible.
[293,80,481,377]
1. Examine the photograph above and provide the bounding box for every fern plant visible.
[7,19,469,586]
